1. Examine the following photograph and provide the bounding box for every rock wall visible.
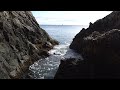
[70,11,120,52]
[55,11,120,79]
[0,11,58,79]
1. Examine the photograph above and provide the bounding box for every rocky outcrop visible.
[0,11,58,79]
[54,58,90,79]
[55,11,120,79]
[55,29,120,79]
[70,11,120,52]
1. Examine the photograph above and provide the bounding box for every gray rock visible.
[0,11,59,79]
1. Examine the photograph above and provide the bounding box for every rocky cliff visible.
[55,11,120,79]
[0,11,58,79]
[70,11,120,52]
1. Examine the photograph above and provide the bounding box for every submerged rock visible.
[0,11,58,79]
[55,11,120,79]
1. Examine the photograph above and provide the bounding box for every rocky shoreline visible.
[0,11,58,79]
[54,11,120,79]
[2,11,120,79]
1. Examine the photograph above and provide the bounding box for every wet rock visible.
[40,50,50,57]
[43,41,53,49]
[0,11,59,79]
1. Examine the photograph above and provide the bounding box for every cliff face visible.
[0,11,58,79]
[55,11,120,79]
[70,11,120,52]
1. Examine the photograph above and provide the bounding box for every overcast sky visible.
[31,11,112,25]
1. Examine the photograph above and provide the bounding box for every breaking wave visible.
[28,43,83,79]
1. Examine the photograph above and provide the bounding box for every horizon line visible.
[40,24,89,26]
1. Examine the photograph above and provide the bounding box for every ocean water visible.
[41,25,86,44]
[28,25,88,79]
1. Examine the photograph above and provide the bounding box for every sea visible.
[28,25,88,79]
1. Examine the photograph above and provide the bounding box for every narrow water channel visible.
[27,25,87,79]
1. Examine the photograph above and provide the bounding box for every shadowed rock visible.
[55,11,120,79]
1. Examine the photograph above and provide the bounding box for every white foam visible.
[29,43,83,79]
[48,44,69,55]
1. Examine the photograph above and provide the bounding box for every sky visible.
[31,11,112,25]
